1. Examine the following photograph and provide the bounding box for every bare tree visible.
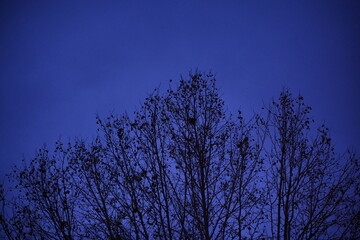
[259,89,360,239]
[1,72,359,240]
[0,143,79,240]
[69,137,132,240]
[90,72,264,239]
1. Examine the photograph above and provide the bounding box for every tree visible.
[258,89,360,239]
[0,143,79,240]
[87,73,265,239]
[1,71,359,239]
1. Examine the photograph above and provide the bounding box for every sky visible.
[1,0,359,181]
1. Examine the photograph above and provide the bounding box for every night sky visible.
[1,0,359,181]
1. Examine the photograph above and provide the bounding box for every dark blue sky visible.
[1,0,359,180]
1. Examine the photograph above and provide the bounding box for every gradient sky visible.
[1,0,359,181]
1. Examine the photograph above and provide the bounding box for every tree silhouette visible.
[1,71,359,239]
[258,90,359,239]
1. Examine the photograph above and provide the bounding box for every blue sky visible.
[1,0,359,180]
